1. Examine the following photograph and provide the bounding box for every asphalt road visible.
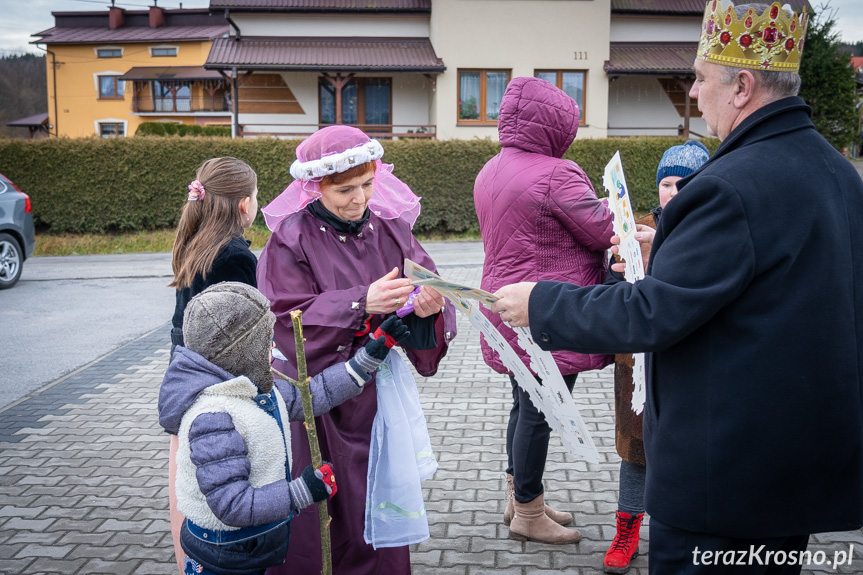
[0,253,176,410]
[0,242,485,411]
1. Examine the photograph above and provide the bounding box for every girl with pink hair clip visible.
[166,156,261,574]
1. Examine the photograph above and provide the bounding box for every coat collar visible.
[713,96,813,160]
[306,200,370,235]
[678,96,813,191]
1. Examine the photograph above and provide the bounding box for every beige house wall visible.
[430,0,612,140]
[233,13,430,37]
[608,76,707,137]
[610,15,702,42]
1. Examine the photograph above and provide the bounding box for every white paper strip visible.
[603,151,646,415]
[404,259,600,463]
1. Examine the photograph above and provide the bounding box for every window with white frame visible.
[99,122,125,138]
[150,46,178,57]
[96,47,123,58]
[535,70,586,123]
[457,70,510,125]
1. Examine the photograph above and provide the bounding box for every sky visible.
[1,0,862,56]
[0,0,211,56]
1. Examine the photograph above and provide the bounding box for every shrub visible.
[0,136,718,234]
[135,122,231,138]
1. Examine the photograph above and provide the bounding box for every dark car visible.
[0,173,35,289]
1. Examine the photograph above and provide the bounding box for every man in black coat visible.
[492,2,863,573]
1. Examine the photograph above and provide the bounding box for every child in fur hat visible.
[158,281,409,575]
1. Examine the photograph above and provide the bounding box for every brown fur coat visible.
[613,212,656,467]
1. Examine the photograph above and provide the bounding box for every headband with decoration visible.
[697,0,808,73]
[261,125,420,231]
[290,139,385,181]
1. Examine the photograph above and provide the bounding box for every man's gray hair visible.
[719,65,802,97]
[718,2,802,97]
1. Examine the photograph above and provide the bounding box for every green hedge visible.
[0,136,718,234]
[135,122,231,137]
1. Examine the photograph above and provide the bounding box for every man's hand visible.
[490,282,537,328]
[610,224,655,276]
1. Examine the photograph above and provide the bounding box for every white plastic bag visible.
[364,352,437,548]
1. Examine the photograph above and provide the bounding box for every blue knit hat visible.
[656,140,710,187]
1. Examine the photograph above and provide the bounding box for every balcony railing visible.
[237,123,436,139]
[132,95,230,114]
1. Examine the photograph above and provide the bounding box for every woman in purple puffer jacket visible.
[474,76,614,545]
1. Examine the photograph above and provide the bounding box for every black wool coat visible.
[529,97,863,538]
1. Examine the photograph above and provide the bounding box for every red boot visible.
[603,511,643,574]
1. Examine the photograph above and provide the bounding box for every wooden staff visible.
[270,310,332,575]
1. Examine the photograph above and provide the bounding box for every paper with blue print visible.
[604,151,646,415]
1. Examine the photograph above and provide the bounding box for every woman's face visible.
[318,171,374,221]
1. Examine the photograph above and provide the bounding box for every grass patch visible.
[34,229,178,256]
[33,225,481,257]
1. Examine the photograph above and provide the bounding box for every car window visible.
[0,179,7,194]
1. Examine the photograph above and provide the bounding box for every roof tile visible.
[210,0,430,11]
[611,0,811,15]
[33,25,227,44]
[206,36,444,72]
[605,42,698,76]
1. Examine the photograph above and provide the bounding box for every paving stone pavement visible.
[2,252,862,574]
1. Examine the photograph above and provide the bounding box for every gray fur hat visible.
[183,282,276,393]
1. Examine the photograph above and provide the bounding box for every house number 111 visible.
[573,51,588,60]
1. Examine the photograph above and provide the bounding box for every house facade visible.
[605,0,811,138]
[32,7,228,138]
[32,0,813,141]
[606,0,707,138]
[206,0,611,139]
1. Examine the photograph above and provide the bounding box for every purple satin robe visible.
[257,208,457,575]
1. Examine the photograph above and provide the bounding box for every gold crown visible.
[697,0,809,72]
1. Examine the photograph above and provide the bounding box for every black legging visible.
[506,373,578,503]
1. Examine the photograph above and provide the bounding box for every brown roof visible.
[118,66,224,81]
[611,0,811,15]
[211,0,430,11]
[605,42,697,76]
[32,25,227,45]
[206,36,445,72]
[7,113,49,128]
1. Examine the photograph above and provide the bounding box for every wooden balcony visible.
[236,123,436,139]
[131,94,230,114]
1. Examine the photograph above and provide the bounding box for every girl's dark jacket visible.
[528,96,863,538]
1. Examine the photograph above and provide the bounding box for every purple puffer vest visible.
[474,76,614,375]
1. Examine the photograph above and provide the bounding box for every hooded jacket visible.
[158,346,365,530]
[474,76,614,375]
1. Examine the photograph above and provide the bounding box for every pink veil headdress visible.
[262,125,422,231]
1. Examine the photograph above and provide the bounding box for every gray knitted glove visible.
[288,462,337,510]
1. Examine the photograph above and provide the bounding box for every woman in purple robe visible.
[257,125,457,575]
